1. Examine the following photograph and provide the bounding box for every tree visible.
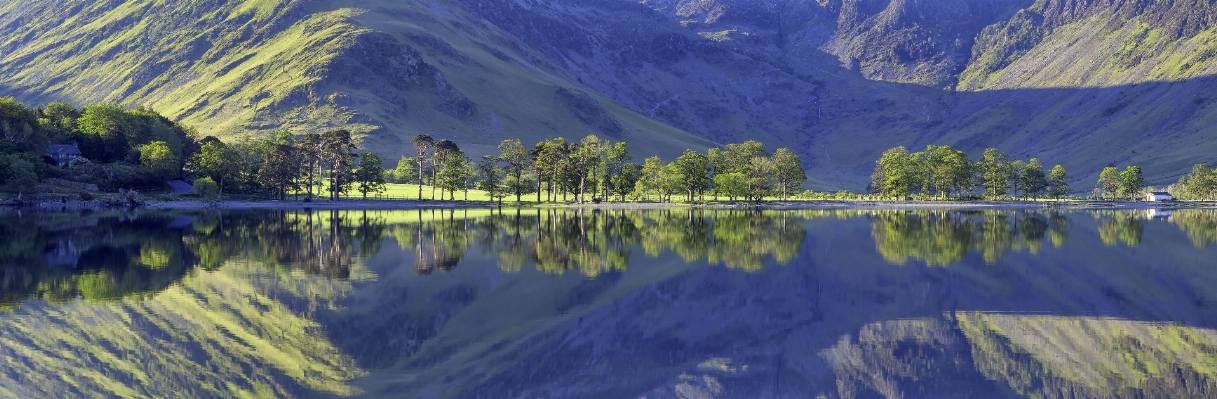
[139,141,178,179]
[498,139,531,202]
[707,147,727,199]
[321,130,356,200]
[634,156,665,201]
[746,157,775,201]
[298,133,323,199]
[606,142,631,201]
[1048,165,1070,200]
[0,154,38,193]
[614,163,642,202]
[258,144,298,200]
[773,148,806,200]
[1009,159,1026,198]
[1119,166,1144,200]
[193,141,237,199]
[435,151,467,200]
[657,163,683,202]
[714,172,748,202]
[411,135,434,199]
[76,103,133,162]
[722,141,767,173]
[572,135,602,203]
[872,147,915,199]
[355,151,387,199]
[1176,164,1217,200]
[432,139,461,200]
[922,145,973,198]
[390,156,416,184]
[1018,158,1048,200]
[673,149,710,202]
[977,148,1013,199]
[477,155,507,205]
[1097,166,1122,199]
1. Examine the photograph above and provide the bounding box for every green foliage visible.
[139,141,179,179]
[498,139,532,202]
[713,172,748,201]
[1048,165,1071,199]
[193,141,237,197]
[1018,158,1049,199]
[746,156,776,201]
[1119,166,1144,199]
[1173,164,1217,200]
[773,148,807,200]
[258,144,298,200]
[978,148,1014,199]
[322,130,357,200]
[193,177,219,199]
[872,146,917,198]
[435,153,469,200]
[0,153,39,193]
[388,156,417,184]
[354,151,387,199]
[1097,166,1122,199]
[673,149,710,201]
[477,156,508,204]
[907,145,976,198]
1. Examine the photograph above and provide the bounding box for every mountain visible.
[3,0,1216,189]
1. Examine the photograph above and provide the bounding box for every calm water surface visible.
[2,208,1217,398]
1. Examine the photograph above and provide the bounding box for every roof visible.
[1150,192,1172,196]
[47,144,81,155]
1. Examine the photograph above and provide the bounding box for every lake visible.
[1,207,1217,398]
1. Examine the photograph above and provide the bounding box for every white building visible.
[1146,192,1173,202]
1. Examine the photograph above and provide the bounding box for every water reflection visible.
[828,314,1217,399]
[2,208,1217,398]
[1170,210,1217,248]
[0,212,196,308]
[870,211,1069,266]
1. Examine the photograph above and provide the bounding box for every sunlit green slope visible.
[0,0,712,163]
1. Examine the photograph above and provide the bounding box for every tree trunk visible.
[578,175,586,203]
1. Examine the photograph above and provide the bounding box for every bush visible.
[193,177,219,199]
[0,154,39,193]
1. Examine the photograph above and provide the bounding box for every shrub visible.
[193,177,219,199]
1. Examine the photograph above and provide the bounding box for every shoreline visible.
[4,198,1215,211]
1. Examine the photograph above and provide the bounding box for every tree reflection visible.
[383,209,810,277]
[871,211,1067,266]
[1169,210,1217,248]
[1096,210,1144,247]
[0,208,397,309]
[1,213,197,308]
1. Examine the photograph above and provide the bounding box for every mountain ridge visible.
[3,0,1216,190]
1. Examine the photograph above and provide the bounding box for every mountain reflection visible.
[0,210,387,309]
[827,314,1217,399]
[870,211,1070,266]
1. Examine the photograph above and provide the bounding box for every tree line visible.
[404,135,808,204]
[871,145,1071,200]
[189,129,389,201]
[1171,164,1217,201]
[1,97,197,193]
